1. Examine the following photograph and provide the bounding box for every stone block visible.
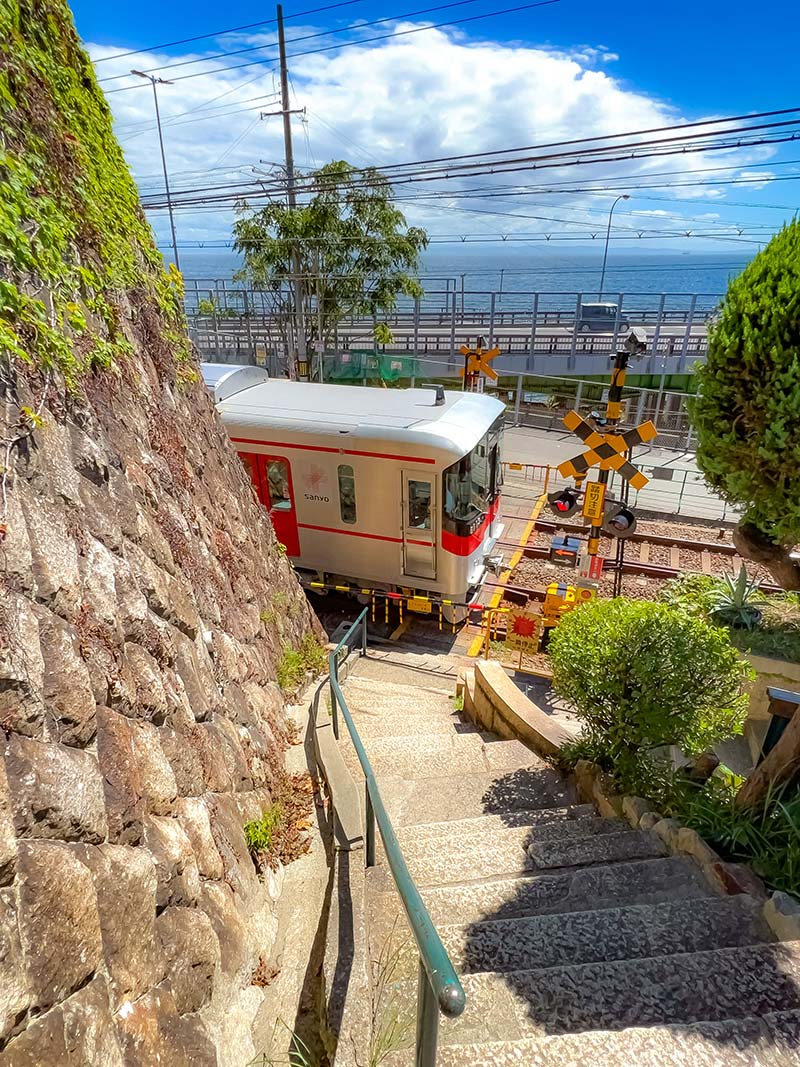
[122,642,168,723]
[159,727,205,796]
[173,631,219,721]
[155,906,220,1013]
[16,840,102,1012]
[174,797,224,880]
[5,735,107,844]
[125,543,200,640]
[115,985,197,1067]
[639,811,660,831]
[113,555,149,631]
[38,611,98,746]
[61,974,126,1066]
[96,706,146,844]
[591,774,625,819]
[19,494,80,617]
[704,861,767,900]
[131,720,177,816]
[0,595,45,738]
[77,844,165,1003]
[0,1002,67,1065]
[0,888,30,1042]
[160,669,195,730]
[78,537,120,630]
[211,715,254,792]
[652,817,682,849]
[0,757,17,885]
[676,826,720,867]
[199,881,252,979]
[143,815,201,908]
[572,759,598,804]
[188,723,235,794]
[622,795,654,829]
[0,481,33,594]
[764,891,800,941]
[78,477,125,555]
[206,795,261,901]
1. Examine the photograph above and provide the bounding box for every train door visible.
[401,471,436,580]
[239,452,301,557]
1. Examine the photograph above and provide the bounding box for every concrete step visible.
[528,828,668,871]
[392,810,635,879]
[398,941,800,1047]
[481,738,544,772]
[376,823,662,890]
[383,1010,800,1067]
[394,805,597,847]
[339,731,489,781]
[349,652,461,692]
[343,708,478,739]
[369,855,715,928]
[377,895,771,984]
[379,766,577,827]
[340,675,458,719]
[443,895,772,975]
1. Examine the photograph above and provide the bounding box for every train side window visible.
[408,479,432,530]
[266,459,291,510]
[338,464,356,524]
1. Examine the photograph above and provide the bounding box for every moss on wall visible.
[0,0,190,387]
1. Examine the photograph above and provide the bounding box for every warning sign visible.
[506,609,541,653]
[582,480,606,522]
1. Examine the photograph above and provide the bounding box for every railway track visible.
[491,516,783,601]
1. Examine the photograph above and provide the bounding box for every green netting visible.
[322,350,421,382]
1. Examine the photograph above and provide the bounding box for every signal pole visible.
[276,4,308,381]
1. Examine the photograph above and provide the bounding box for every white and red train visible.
[203,364,505,611]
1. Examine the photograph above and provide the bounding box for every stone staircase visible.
[336,649,800,1066]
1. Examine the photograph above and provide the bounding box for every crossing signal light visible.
[548,488,581,518]
[602,500,638,538]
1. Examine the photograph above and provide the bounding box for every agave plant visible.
[709,565,763,630]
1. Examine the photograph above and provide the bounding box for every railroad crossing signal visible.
[557,410,658,491]
[459,342,500,382]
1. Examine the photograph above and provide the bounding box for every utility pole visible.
[132,70,180,270]
[276,4,308,381]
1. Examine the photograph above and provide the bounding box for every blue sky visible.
[70,0,800,260]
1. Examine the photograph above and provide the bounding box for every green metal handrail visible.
[328,609,466,1067]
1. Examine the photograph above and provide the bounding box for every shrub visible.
[690,221,800,588]
[548,598,752,762]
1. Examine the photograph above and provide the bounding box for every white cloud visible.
[88,23,780,256]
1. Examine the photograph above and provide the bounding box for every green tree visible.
[690,221,800,588]
[233,161,428,369]
[548,599,751,765]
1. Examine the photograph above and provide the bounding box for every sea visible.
[176,248,750,313]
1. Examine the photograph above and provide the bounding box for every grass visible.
[369,921,414,1067]
[452,692,464,712]
[558,737,800,899]
[244,773,314,871]
[276,634,328,691]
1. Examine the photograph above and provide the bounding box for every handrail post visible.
[328,664,339,740]
[365,784,376,867]
[361,612,367,657]
[415,959,439,1067]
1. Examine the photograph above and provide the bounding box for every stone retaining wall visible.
[0,343,324,1064]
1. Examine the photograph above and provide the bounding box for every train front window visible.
[267,459,291,510]
[443,418,503,535]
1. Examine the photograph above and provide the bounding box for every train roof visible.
[213,376,505,454]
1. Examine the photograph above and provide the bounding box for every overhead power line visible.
[104,0,561,92]
[99,0,492,82]
[92,0,369,63]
